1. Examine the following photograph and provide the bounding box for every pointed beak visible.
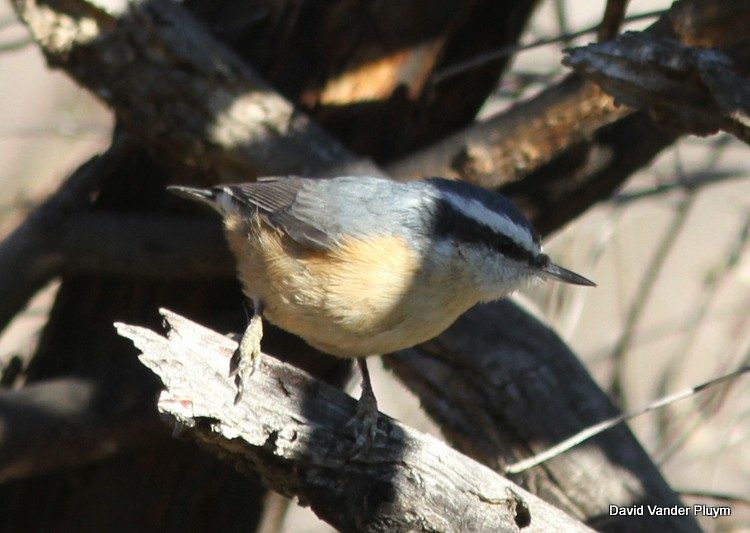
[538,258,596,287]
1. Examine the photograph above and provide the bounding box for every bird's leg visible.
[346,357,379,458]
[229,301,264,404]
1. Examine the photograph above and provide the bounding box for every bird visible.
[168,175,595,455]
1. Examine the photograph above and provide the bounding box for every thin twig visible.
[654,213,750,463]
[432,9,664,84]
[506,364,750,474]
[552,0,572,46]
[679,490,750,508]
[0,37,33,52]
[598,0,630,42]
[610,169,745,204]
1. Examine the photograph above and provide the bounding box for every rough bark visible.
[116,310,595,533]
[565,31,750,144]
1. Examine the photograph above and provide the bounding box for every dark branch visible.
[565,31,750,144]
[0,139,131,334]
[0,144,233,337]
[0,376,168,482]
[598,0,630,42]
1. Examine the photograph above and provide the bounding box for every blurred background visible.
[1,0,748,531]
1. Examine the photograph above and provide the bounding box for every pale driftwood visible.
[115,309,594,533]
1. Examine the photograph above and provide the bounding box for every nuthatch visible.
[169,176,595,453]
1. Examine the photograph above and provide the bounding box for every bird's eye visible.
[534,254,551,268]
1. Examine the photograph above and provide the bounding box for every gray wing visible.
[224,176,303,215]
[222,176,431,251]
[221,177,328,250]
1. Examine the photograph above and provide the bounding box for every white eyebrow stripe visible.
[441,191,537,252]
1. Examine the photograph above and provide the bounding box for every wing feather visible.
[218,175,428,252]
[222,177,332,250]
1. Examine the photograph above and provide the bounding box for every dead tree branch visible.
[565,31,750,144]
[388,75,627,187]
[11,0,377,181]
[115,309,595,533]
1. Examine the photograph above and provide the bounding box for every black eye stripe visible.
[432,200,538,264]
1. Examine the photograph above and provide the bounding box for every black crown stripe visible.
[433,199,538,264]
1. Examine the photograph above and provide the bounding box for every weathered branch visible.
[565,31,750,144]
[388,75,626,187]
[11,0,379,180]
[115,309,595,533]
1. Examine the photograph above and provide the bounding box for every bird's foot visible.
[229,313,263,404]
[344,359,379,459]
